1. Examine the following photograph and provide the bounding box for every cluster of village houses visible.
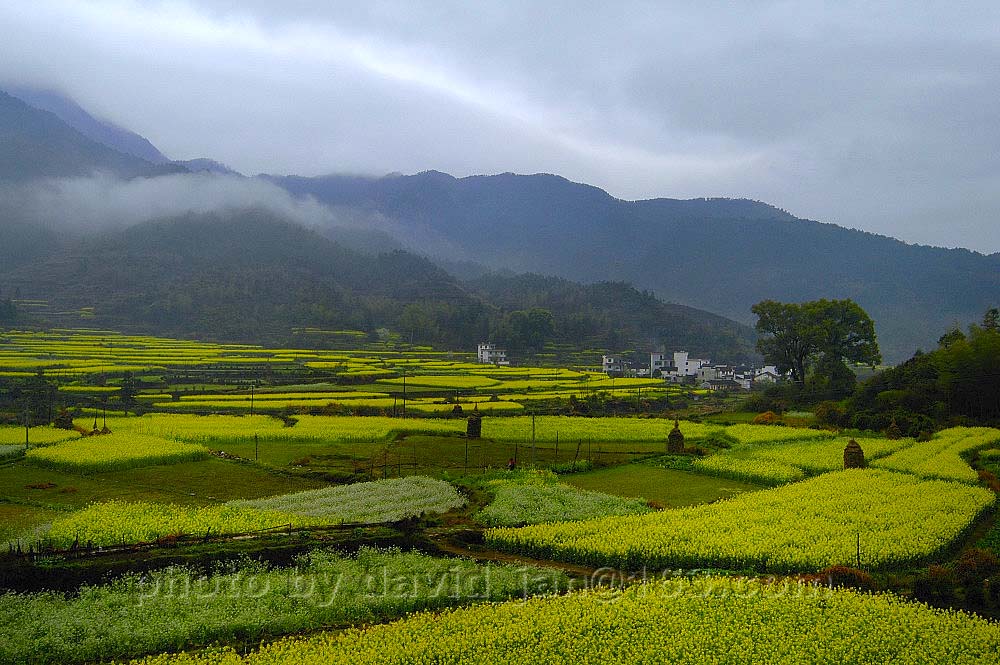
[477,343,781,391]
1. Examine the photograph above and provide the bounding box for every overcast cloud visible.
[1,1,998,252]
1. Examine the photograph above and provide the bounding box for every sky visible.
[1,1,998,253]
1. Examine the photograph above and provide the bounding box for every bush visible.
[913,565,957,604]
[814,401,846,427]
[978,469,1000,493]
[986,574,1000,604]
[819,565,877,593]
[953,548,1000,588]
[741,390,788,414]
[752,411,781,425]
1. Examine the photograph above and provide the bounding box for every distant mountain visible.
[0,210,753,359]
[4,85,170,164]
[173,158,242,176]
[3,87,248,178]
[264,170,1000,362]
[0,91,184,181]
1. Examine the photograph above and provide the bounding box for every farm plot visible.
[691,456,806,486]
[0,425,80,446]
[41,476,464,547]
[0,548,566,665]
[476,471,650,526]
[872,426,1000,483]
[486,469,996,572]
[481,417,720,443]
[563,464,762,507]
[25,434,210,473]
[229,476,466,523]
[44,500,318,548]
[691,436,914,485]
[123,577,1000,665]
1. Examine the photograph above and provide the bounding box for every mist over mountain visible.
[0,93,752,357]
[1,87,995,363]
[264,170,1000,362]
[0,209,752,359]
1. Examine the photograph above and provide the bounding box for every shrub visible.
[986,574,1000,604]
[913,565,957,604]
[978,469,1000,492]
[953,548,1000,588]
[819,565,878,593]
[752,411,782,425]
[814,401,847,427]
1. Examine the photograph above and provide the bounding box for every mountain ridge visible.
[263,169,999,361]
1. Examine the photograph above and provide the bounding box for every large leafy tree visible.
[752,299,880,385]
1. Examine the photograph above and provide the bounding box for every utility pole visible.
[23,403,30,451]
[255,432,259,461]
[249,383,255,417]
[401,370,407,419]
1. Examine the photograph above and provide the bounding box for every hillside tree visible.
[752,299,880,385]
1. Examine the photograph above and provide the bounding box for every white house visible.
[753,365,781,384]
[602,354,624,375]
[650,351,668,376]
[477,343,509,365]
[665,351,711,382]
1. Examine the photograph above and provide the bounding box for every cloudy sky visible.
[2,1,998,252]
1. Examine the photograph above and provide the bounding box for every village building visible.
[477,342,510,365]
[602,354,624,375]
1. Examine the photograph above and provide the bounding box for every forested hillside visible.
[0,210,754,359]
[265,170,1000,361]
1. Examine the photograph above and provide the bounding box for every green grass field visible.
[0,457,326,543]
[562,463,762,507]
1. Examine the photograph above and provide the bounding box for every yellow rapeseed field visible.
[127,578,1000,664]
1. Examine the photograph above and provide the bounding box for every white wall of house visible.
[672,351,710,376]
[602,354,623,374]
[477,343,509,365]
